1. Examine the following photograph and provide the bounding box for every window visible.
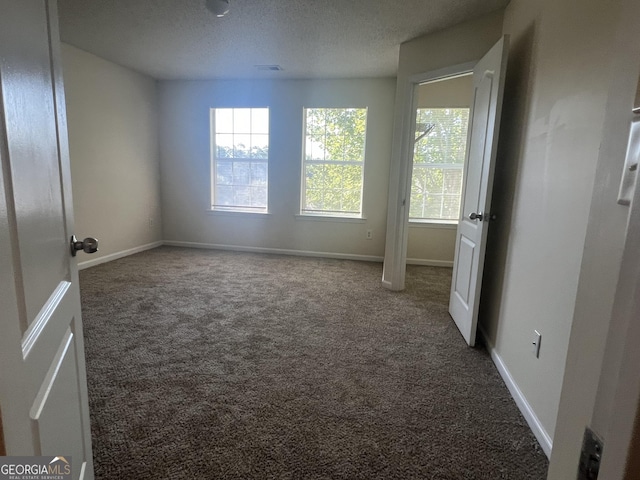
[410,108,470,222]
[301,108,367,217]
[210,108,269,212]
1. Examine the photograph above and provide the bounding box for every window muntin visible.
[410,108,469,222]
[301,108,367,217]
[211,108,269,212]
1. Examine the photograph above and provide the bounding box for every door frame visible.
[596,116,640,477]
[382,61,475,291]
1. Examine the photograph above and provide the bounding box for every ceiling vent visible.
[254,65,283,72]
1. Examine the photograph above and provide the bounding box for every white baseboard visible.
[163,240,385,263]
[478,326,553,458]
[77,239,453,269]
[406,258,454,267]
[77,241,164,270]
[381,279,394,290]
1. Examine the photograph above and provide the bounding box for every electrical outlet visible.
[148,216,154,229]
[532,330,542,358]
[366,229,373,240]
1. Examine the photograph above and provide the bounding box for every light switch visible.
[533,330,542,358]
[618,116,640,206]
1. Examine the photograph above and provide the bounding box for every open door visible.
[449,36,509,346]
[0,1,95,478]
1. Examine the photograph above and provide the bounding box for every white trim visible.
[163,240,383,263]
[22,281,71,359]
[406,258,453,267]
[408,62,476,85]
[381,279,394,290]
[294,214,367,223]
[77,241,163,270]
[408,221,458,230]
[206,209,271,218]
[478,325,553,458]
[383,61,477,291]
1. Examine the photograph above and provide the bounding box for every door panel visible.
[454,236,476,304]
[461,76,493,212]
[0,2,94,479]
[2,1,69,329]
[449,36,509,346]
[31,329,85,461]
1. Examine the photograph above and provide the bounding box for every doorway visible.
[407,73,473,265]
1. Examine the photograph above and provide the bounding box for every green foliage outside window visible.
[410,108,469,221]
[303,108,367,215]
[212,108,269,211]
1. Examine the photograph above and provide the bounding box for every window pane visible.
[343,165,362,189]
[323,164,342,188]
[251,134,269,159]
[306,136,325,161]
[425,194,443,218]
[409,107,469,220]
[444,168,463,194]
[211,107,269,211]
[233,109,251,134]
[215,109,233,133]
[345,135,364,162]
[216,186,233,206]
[251,162,267,186]
[216,161,233,185]
[233,161,250,185]
[342,189,361,213]
[234,134,251,158]
[216,134,233,158]
[305,164,323,191]
[442,194,461,220]
[305,189,323,210]
[251,108,269,134]
[426,167,444,192]
[323,189,342,212]
[233,186,251,206]
[301,107,367,216]
[324,135,344,161]
[251,186,267,207]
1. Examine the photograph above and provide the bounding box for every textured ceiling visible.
[57,0,508,80]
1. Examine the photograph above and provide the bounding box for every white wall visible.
[479,0,631,460]
[62,44,163,267]
[158,78,395,259]
[415,74,473,108]
[548,0,640,475]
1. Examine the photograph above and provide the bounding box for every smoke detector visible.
[206,0,230,17]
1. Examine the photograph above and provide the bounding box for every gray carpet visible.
[79,246,548,479]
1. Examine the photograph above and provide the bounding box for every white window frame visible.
[300,107,368,218]
[210,107,270,213]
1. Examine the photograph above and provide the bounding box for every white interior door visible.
[449,36,509,346]
[0,1,95,478]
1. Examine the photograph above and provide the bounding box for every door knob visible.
[468,212,483,221]
[70,235,99,256]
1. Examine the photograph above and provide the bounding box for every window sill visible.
[207,209,271,219]
[295,214,367,223]
[408,220,458,229]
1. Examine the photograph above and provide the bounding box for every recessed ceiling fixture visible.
[254,65,284,71]
[206,0,230,17]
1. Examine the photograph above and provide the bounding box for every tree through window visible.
[301,108,367,217]
[410,108,470,221]
[211,108,269,212]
